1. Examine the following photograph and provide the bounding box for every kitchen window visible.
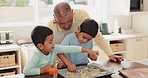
[0,0,107,27]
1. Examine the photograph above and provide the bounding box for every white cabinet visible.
[109,0,148,15]
[127,37,148,61]
[103,34,148,60]
[108,39,128,58]
[103,35,132,58]
[0,44,21,76]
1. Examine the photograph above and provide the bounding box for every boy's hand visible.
[57,61,66,68]
[88,51,99,61]
[67,63,77,72]
[42,64,53,73]
[82,48,99,61]
[57,61,77,72]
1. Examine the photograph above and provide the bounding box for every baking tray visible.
[58,63,114,78]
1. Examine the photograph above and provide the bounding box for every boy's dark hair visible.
[80,19,99,38]
[31,25,53,47]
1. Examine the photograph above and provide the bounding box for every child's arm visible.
[23,55,40,76]
[57,54,77,72]
[82,48,99,61]
[40,64,53,74]
[55,45,99,61]
[23,53,53,76]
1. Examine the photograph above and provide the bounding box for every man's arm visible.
[93,32,113,57]
[93,33,123,62]
[74,9,90,24]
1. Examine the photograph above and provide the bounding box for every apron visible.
[54,14,81,44]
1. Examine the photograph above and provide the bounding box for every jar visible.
[49,68,58,78]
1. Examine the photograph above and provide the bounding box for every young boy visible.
[57,19,99,71]
[23,25,98,76]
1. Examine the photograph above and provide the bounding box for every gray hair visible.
[54,2,72,17]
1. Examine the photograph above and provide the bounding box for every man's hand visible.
[109,55,124,63]
[88,51,99,61]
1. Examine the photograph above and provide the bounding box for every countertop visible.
[103,33,148,41]
[23,59,148,78]
[4,59,148,78]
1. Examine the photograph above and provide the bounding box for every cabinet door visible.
[0,44,22,74]
[127,37,148,61]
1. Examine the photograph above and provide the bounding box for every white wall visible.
[132,14,148,33]
[0,26,35,43]
[106,15,132,33]
[106,0,132,33]
[131,0,148,34]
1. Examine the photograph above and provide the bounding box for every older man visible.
[48,2,123,71]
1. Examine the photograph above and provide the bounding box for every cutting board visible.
[119,68,148,78]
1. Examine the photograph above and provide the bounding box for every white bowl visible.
[121,60,131,69]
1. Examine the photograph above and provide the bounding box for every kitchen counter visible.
[24,59,148,78]
[103,33,148,41]
[136,59,148,66]
[95,60,148,78]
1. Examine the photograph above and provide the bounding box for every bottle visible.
[113,18,119,34]
[119,27,121,33]
[49,68,58,78]
[99,18,103,34]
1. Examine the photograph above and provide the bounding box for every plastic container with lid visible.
[49,68,58,78]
